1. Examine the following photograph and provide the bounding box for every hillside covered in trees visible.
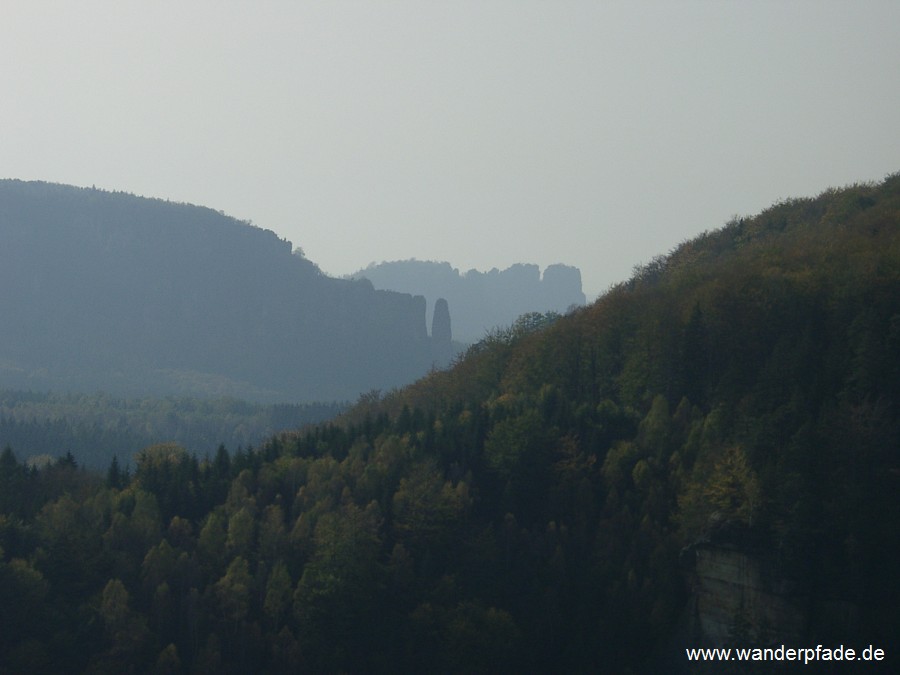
[1,175,898,673]
[0,181,451,402]
[349,260,586,343]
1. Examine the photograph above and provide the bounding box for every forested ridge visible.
[0,180,445,402]
[1,176,898,673]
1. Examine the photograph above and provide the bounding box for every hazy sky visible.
[2,1,898,297]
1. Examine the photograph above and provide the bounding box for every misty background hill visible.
[0,180,456,402]
[349,259,586,343]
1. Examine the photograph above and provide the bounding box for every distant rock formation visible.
[541,263,585,311]
[0,180,442,402]
[431,298,452,367]
[350,260,586,343]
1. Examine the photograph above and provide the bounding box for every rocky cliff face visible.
[681,538,861,651]
[684,543,806,645]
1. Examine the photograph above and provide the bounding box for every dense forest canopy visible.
[0,175,898,673]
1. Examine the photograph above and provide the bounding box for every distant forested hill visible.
[0,175,898,673]
[0,181,449,402]
[349,260,586,342]
[0,390,345,469]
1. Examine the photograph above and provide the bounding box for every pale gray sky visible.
[2,1,898,297]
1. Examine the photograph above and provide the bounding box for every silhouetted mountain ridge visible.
[0,180,444,401]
